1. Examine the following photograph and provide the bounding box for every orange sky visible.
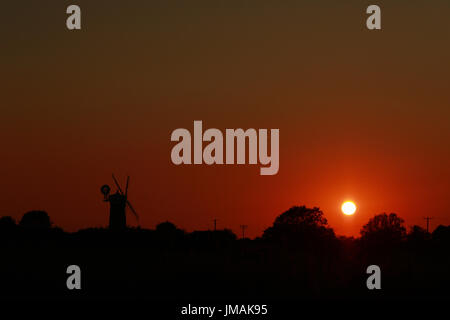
[1,1,450,237]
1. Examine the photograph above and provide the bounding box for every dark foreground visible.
[1,226,450,301]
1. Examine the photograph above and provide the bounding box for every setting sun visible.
[341,201,357,215]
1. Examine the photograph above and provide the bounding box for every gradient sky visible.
[1,1,450,237]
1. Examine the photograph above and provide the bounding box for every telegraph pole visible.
[240,225,248,239]
[213,219,218,231]
[424,217,433,233]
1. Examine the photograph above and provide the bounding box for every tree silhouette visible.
[155,221,184,246]
[407,225,428,242]
[360,212,406,246]
[0,216,16,233]
[432,225,450,244]
[156,221,178,232]
[19,210,52,229]
[262,206,335,248]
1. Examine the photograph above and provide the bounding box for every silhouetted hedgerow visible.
[1,207,450,299]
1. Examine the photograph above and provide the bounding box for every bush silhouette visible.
[156,221,178,233]
[0,216,16,233]
[19,210,52,229]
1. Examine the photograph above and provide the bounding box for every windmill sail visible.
[104,174,140,229]
[125,176,130,198]
[112,174,124,195]
[126,200,139,222]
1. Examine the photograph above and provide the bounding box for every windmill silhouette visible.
[101,174,139,230]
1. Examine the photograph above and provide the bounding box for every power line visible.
[424,217,433,233]
[240,225,248,239]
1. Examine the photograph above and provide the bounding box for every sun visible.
[341,201,357,215]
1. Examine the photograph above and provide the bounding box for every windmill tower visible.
[101,174,139,230]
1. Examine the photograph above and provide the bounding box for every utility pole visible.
[424,217,433,233]
[240,225,248,239]
[213,219,218,231]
